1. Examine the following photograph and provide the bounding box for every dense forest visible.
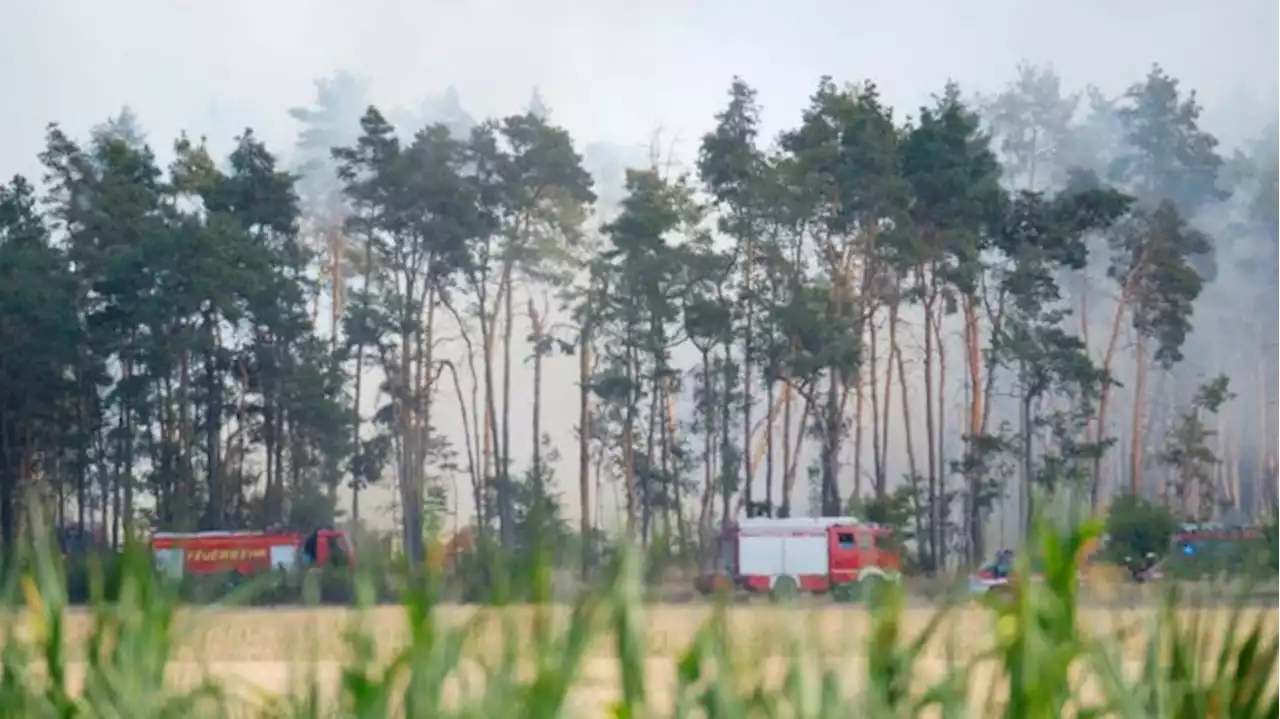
[0,62,1275,573]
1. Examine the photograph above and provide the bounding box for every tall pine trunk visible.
[779,344,797,518]
[963,295,984,564]
[1093,296,1128,507]
[1128,336,1148,497]
[879,300,897,500]
[922,270,938,570]
[764,379,776,516]
[868,311,882,499]
[853,366,866,503]
[719,347,734,526]
[622,329,639,536]
[934,297,948,570]
[697,350,715,536]
[500,264,515,548]
[741,231,755,511]
[578,322,592,579]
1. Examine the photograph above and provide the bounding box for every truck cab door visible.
[829,530,858,584]
[854,531,878,571]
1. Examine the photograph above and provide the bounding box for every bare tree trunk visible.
[529,298,546,485]
[329,224,346,352]
[643,370,660,543]
[922,275,938,570]
[765,379,776,516]
[853,367,865,503]
[1021,378,1034,539]
[894,336,917,481]
[784,398,816,512]
[878,300,898,500]
[822,371,842,516]
[742,233,756,511]
[697,351,716,536]
[112,416,122,547]
[934,298,948,570]
[780,370,795,518]
[500,264,516,547]
[123,358,140,540]
[868,311,882,500]
[1130,336,1148,497]
[578,321,592,579]
[479,278,508,529]
[660,379,683,545]
[396,320,416,558]
[1093,294,1129,507]
[963,294,984,564]
[417,290,437,546]
[622,334,639,537]
[719,346,734,525]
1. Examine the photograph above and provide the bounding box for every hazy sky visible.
[1,0,1275,532]
[1,0,1275,178]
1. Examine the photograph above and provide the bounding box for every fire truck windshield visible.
[302,532,318,565]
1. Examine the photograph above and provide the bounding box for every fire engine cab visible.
[695,516,901,600]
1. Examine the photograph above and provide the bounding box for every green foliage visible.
[978,62,1080,192]
[1109,64,1225,219]
[1104,494,1179,568]
[1159,376,1236,519]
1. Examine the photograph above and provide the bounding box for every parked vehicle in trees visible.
[1166,523,1270,578]
[695,517,902,601]
[56,523,108,555]
[968,549,1026,596]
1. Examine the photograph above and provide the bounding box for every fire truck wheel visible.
[859,575,886,604]
[831,583,857,603]
[771,576,799,602]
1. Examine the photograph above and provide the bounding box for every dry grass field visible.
[30,603,1278,716]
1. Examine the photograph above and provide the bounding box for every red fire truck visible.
[150,529,352,579]
[695,517,902,600]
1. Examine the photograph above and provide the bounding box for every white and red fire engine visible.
[695,516,902,599]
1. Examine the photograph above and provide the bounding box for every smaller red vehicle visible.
[150,529,352,579]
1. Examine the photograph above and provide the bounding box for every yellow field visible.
[23,603,1275,715]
